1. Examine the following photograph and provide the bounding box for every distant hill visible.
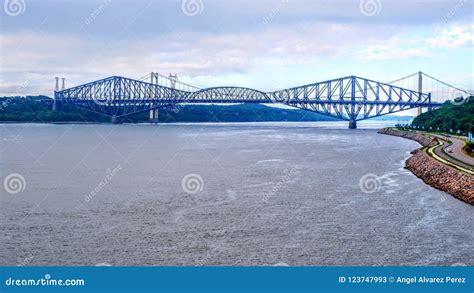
[411,97,474,133]
[156,104,339,123]
[0,96,340,123]
[0,95,420,123]
[0,96,110,123]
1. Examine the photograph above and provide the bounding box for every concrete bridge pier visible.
[53,77,65,111]
[149,109,159,123]
[111,115,123,124]
[348,119,357,129]
[52,99,63,111]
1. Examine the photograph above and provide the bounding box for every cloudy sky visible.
[0,0,473,96]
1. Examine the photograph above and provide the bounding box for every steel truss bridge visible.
[53,72,470,128]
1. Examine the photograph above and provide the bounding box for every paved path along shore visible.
[378,127,474,205]
[431,134,474,168]
[430,140,474,174]
[433,139,474,172]
[447,136,474,165]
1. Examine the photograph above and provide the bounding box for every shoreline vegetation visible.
[0,96,412,123]
[378,128,474,205]
[0,96,339,123]
[411,97,473,134]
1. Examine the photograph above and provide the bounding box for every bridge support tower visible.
[348,119,357,129]
[148,72,160,123]
[349,76,357,129]
[417,71,423,115]
[149,109,159,123]
[52,97,63,111]
[52,77,63,111]
[111,115,123,124]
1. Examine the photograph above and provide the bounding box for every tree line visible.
[0,96,340,123]
[411,97,474,135]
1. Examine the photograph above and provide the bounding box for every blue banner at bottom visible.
[0,266,472,292]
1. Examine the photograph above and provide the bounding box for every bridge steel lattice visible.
[54,75,441,128]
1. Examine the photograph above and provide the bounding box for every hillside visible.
[411,97,474,134]
[0,96,340,123]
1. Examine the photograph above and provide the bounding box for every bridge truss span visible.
[269,76,433,122]
[185,87,272,104]
[54,74,445,127]
[54,76,191,117]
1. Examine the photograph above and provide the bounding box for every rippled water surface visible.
[1,122,472,266]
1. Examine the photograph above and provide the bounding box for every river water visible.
[0,122,472,266]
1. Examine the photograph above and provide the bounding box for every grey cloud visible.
[1,0,472,95]
[2,0,472,37]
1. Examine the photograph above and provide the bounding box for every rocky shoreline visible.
[378,128,474,205]
[378,127,436,147]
